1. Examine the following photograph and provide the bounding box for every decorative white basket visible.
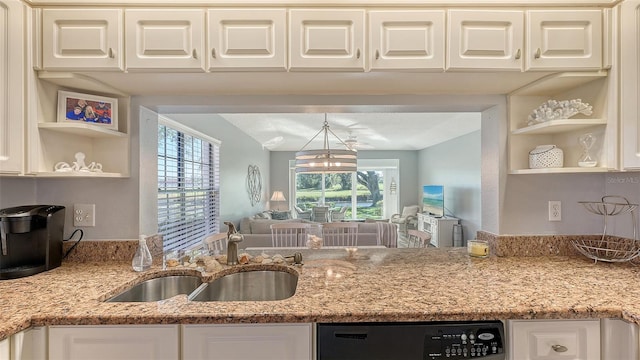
[529,145,563,169]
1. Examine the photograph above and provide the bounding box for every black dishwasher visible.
[317,321,505,360]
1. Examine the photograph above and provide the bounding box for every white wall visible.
[419,130,481,241]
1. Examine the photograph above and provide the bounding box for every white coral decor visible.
[527,99,593,126]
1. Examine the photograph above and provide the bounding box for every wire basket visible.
[573,196,640,263]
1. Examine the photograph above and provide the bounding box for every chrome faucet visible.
[285,252,303,266]
[224,221,243,266]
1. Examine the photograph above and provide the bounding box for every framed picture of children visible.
[57,90,118,131]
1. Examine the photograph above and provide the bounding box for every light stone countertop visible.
[1,247,639,340]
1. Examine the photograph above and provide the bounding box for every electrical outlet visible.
[548,201,561,221]
[74,204,95,227]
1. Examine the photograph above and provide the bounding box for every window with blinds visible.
[158,122,220,252]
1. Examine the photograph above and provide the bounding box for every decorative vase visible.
[528,145,564,169]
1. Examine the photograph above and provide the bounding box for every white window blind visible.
[158,121,220,252]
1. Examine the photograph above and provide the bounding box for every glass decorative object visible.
[578,133,598,168]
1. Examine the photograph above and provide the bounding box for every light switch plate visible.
[74,203,95,227]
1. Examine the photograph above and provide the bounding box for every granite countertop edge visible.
[2,247,639,340]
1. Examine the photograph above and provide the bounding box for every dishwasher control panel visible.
[317,320,505,360]
[423,322,504,359]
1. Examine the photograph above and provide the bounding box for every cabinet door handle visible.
[534,48,541,59]
[212,48,216,59]
[356,48,361,59]
[108,48,115,59]
[551,344,568,353]
[375,50,380,60]
[192,49,198,59]
[515,49,521,60]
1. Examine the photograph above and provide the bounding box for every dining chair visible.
[203,233,228,255]
[294,205,312,220]
[330,206,348,222]
[312,206,330,222]
[270,223,311,247]
[390,205,420,235]
[406,229,432,248]
[321,222,359,247]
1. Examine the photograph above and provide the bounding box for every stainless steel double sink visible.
[105,268,298,302]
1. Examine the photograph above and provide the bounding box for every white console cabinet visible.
[417,213,459,247]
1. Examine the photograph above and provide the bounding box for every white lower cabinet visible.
[508,319,600,360]
[48,325,179,360]
[182,323,312,360]
[11,327,47,360]
[0,337,9,360]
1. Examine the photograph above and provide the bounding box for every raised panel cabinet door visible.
[0,0,24,175]
[526,10,602,71]
[508,319,600,360]
[48,325,179,360]
[0,337,8,360]
[289,9,365,71]
[125,9,205,71]
[621,0,640,169]
[447,10,524,71]
[42,9,123,70]
[369,10,445,71]
[11,327,47,360]
[182,323,312,360]
[208,9,286,71]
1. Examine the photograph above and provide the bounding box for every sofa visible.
[237,217,397,248]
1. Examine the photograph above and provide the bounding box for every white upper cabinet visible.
[42,9,123,70]
[208,9,287,71]
[0,0,24,175]
[368,10,445,71]
[526,10,603,71]
[447,10,524,71]
[620,0,640,169]
[289,9,365,71]
[125,9,205,71]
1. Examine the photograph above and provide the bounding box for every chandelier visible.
[295,114,357,173]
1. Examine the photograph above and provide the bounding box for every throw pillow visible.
[271,210,291,220]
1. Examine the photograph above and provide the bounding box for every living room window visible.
[157,118,220,252]
[291,159,398,220]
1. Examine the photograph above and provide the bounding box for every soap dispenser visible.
[132,235,153,272]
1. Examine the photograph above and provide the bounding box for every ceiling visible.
[217,112,481,151]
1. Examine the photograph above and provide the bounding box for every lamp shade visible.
[270,191,286,202]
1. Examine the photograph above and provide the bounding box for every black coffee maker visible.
[0,205,65,279]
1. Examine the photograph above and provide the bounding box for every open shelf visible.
[38,71,128,97]
[38,123,127,138]
[509,167,609,175]
[512,119,607,135]
[34,171,128,178]
[508,69,612,174]
[510,70,608,96]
